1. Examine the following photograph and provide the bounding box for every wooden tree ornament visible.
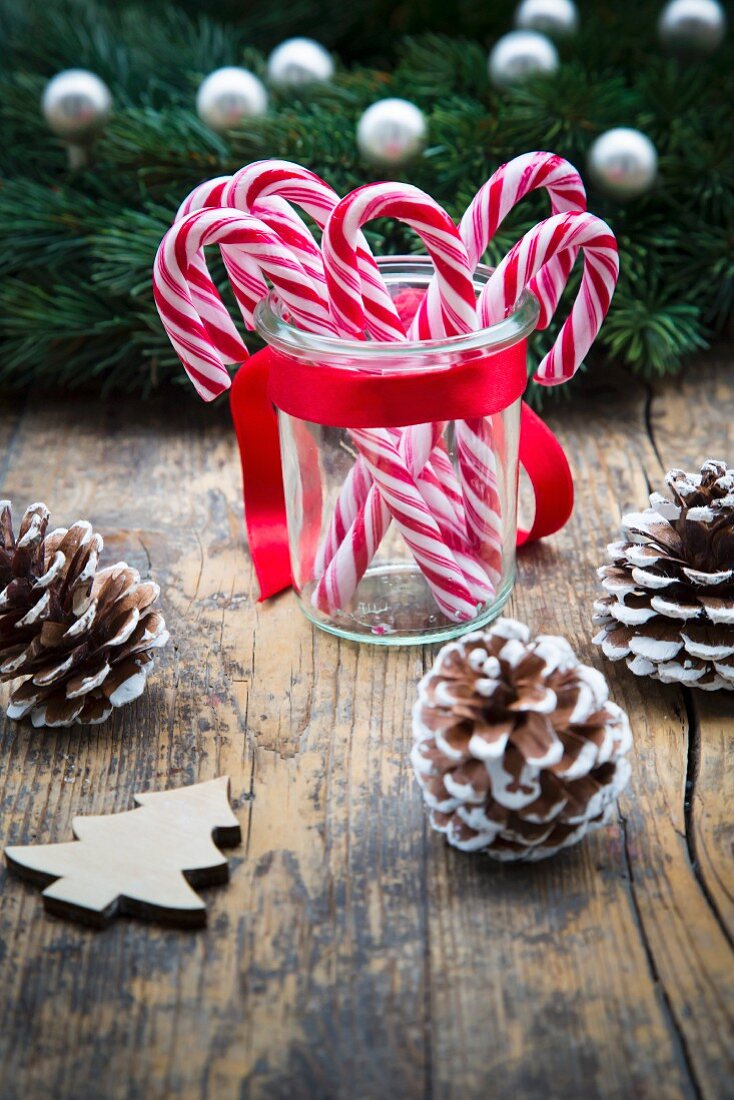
[5,776,241,928]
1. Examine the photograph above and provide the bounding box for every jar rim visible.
[254,255,539,368]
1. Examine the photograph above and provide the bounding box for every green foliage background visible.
[1,0,732,400]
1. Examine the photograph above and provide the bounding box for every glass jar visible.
[255,257,539,646]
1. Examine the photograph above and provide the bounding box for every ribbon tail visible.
[230,348,293,598]
[517,401,574,546]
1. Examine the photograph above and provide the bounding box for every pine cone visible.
[0,502,169,727]
[411,618,632,862]
[593,460,734,691]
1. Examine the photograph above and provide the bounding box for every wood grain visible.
[0,357,731,1100]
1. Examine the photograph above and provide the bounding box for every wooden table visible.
[0,356,732,1100]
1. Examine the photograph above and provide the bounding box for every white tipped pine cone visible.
[0,502,169,727]
[411,618,632,862]
[593,460,734,691]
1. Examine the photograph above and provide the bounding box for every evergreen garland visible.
[1,0,731,400]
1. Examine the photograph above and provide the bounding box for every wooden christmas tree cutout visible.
[4,776,241,928]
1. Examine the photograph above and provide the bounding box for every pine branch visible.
[0,0,731,398]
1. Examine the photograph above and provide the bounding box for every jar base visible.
[296,567,516,646]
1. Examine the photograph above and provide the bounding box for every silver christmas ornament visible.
[488,31,559,88]
[42,69,112,167]
[356,98,427,166]
[658,0,726,54]
[196,67,268,132]
[588,128,658,201]
[514,0,579,37]
[267,37,334,86]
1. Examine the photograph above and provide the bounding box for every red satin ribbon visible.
[230,344,573,599]
[517,402,574,545]
[267,340,528,427]
[229,347,292,598]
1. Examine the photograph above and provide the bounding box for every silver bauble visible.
[658,0,726,53]
[267,37,334,86]
[356,98,427,165]
[488,31,559,88]
[514,0,579,37]
[42,69,112,143]
[196,67,268,132]
[588,128,658,201]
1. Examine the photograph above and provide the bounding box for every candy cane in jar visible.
[224,161,405,341]
[153,207,338,401]
[408,152,587,341]
[479,211,619,385]
[313,183,493,617]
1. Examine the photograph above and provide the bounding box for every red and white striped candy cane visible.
[174,177,251,363]
[324,181,477,337]
[312,458,374,579]
[153,207,337,401]
[479,211,619,385]
[414,160,587,574]
[409,152,586,340]
[313,183,491,617]
[326,184,506,582]
[176,177,330,330]
[401,154,585,576]
[462,151,586,330]
[224,161,405,341]
[452,154,585,568]
[313,181,477,587]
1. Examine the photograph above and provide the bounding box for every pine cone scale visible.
[699,596,734,624]
[649,593,705,619]
[510,716,562,767]
[66,662,111,698]
[33,650,82,686]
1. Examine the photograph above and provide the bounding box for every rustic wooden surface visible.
[0,355,732,1100]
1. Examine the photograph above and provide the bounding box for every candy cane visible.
[312,458,375,579]
[324,182,477,338]
[454,155,585,567]
[314,184,491,617]
[174,177,251,363]
[175,177,329,332]
[409,152,587,340]
[312,180,475,586]
[404,160,586,573]
[454,419,504,582]
[153,208,337,401]
[224,161,405,341]
[479,211,619,385]
[325,183,506,585]
[461,151,586,330]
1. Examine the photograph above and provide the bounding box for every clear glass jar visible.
[255,257,539,646]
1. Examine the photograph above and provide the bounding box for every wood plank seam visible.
[681,692,734,953]
[618,808,702,1099]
